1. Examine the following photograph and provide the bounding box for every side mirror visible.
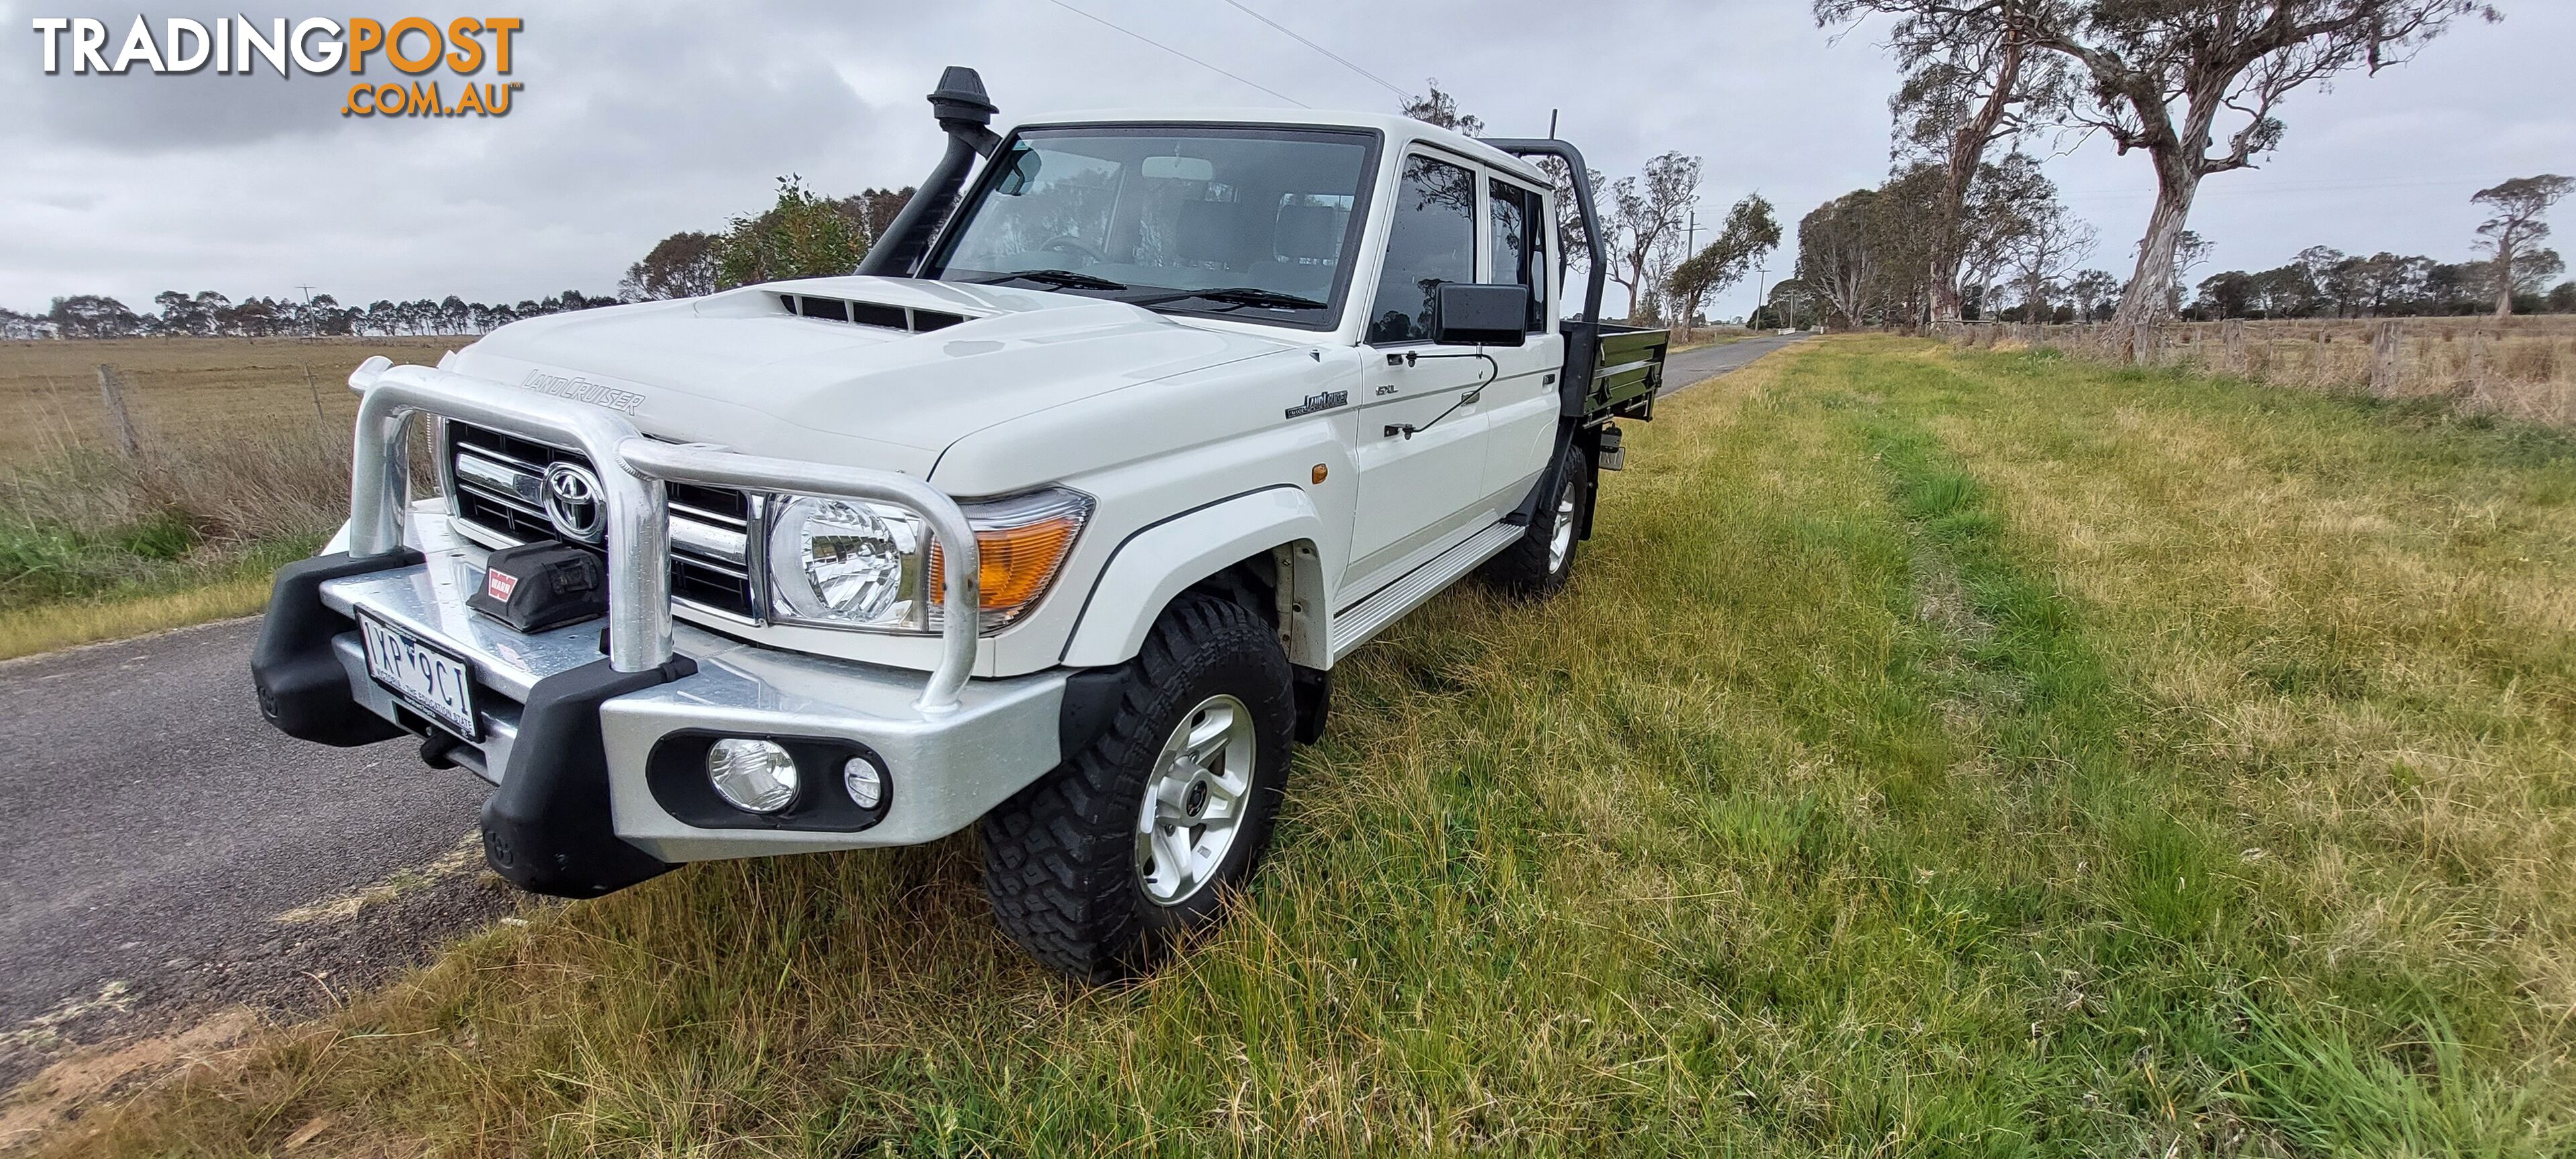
[1432,283,1530,347]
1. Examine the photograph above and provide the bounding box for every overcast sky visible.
[3,0,2569,324]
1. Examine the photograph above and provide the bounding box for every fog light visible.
[707,738,798,813]
[843,756,885,810]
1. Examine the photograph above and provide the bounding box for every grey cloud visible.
[0,1,362,149]
[1,0,2568,321]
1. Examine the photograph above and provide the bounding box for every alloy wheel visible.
[1134,694,1256,906]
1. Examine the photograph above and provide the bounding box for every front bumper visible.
[253,541,1069,895]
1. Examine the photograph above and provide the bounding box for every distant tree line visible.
[1,288,619,341]
[1803,0,2528,329]
[1760,163,2573,330]
[2190,241,2574,321]
[1759,152,2115,329]
[3,174,919,340]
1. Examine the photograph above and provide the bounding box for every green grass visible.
[0,429,347,659]
[33,338,2576,1156]
[0,461,326,659]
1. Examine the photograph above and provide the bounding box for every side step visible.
[1326,521,1526,662]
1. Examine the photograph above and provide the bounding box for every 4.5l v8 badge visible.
[1285,390,1347,419]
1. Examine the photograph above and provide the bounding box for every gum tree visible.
[621,232,720,302]
[1399,80,1485,136]
[2029,0,2499,325]
[1606,153,1704,321]
[1815,0,2070,321]
[2471,174,2571,317]
[714,176,868,290]
[1668,195,1783,327]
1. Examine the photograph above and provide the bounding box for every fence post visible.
[2309,327,2332,390]
[2464,327,2493,410]
[2222,320,2246,376]
[2368,321,2401,398]
[303,364,330,426]
[2133,324,2162,367]
[95,364,141,458]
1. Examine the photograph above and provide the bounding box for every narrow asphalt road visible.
[0,618,509,1087]
[1660,332,1811,395]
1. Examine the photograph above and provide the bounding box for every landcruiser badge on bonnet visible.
[1285,390,1347,419]
[520,369,646,415]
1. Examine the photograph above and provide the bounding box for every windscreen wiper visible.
[1128,286,1330,311]
[973,269,1129,291]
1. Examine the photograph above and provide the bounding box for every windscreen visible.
[925,125,1377,329]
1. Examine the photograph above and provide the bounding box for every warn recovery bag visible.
[468,541,608,633]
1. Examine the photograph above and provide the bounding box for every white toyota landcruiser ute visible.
[253,68,1669,979]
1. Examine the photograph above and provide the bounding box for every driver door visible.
[1348,151,1491,575]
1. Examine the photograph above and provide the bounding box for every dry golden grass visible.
[1951,315,2576,427]
[0,335,458,461]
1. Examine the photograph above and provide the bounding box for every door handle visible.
[1385,388,1481,440]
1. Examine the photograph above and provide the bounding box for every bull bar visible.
[345,356,983,713]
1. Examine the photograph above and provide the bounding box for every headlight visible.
[767,496,925,625]
[764,487,1090,634]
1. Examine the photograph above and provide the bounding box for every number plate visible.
[357,612,480,740]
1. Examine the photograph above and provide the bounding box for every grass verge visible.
[0,554,299,662]
[0,435,343,661]
[25,337,2575,1156]
[0,336,413,659]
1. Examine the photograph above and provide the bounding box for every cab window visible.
[1366,154,1478,345]
[1488,178,1547,332]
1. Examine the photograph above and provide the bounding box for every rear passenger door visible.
[1477,175,1564,513]
[1349,151,1491,573]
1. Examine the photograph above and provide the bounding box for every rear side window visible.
[1489,178,1546,331]
[1366,154,1477,344]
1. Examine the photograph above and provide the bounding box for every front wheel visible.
[1479,445,1589,599]
[980,592,1293,982]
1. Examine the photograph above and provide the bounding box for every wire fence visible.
[1931,317,2576,429]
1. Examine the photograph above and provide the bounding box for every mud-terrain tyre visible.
[1479,445,1589,599]
[981,592,1294,982]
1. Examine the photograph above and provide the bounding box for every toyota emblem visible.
[541,462,607,545]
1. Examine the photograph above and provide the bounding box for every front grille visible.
[442,421,760,621]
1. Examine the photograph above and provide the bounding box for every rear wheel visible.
[980,592,1293,981]
[1479,445,1589,599]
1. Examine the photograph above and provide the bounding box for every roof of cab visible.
[998,107,1553,186]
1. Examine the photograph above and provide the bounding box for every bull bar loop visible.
[345,358,981,714]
